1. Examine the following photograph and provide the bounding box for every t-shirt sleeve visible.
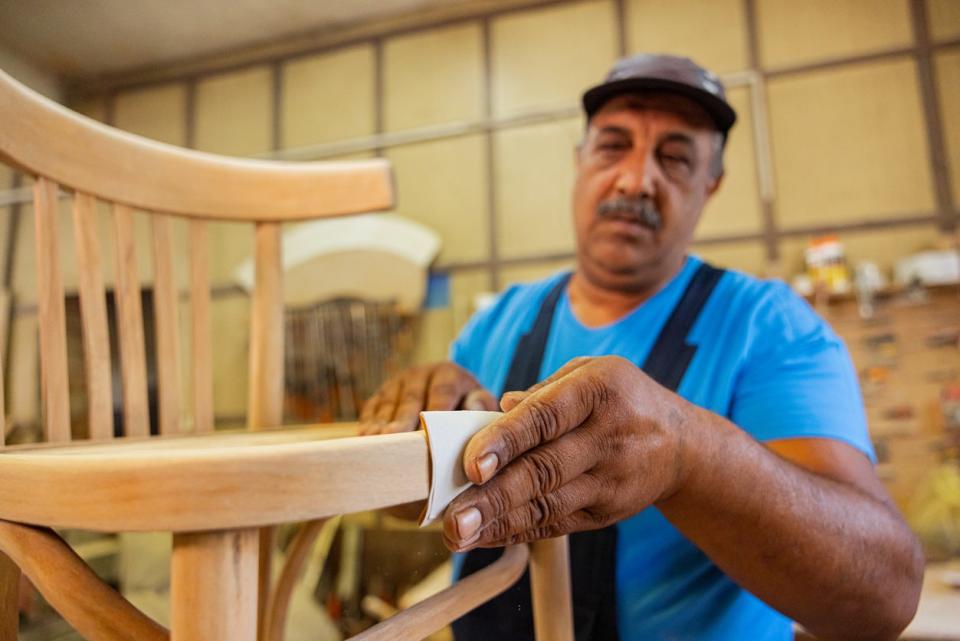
[730,283,875,462]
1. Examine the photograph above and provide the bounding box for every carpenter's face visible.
[572,92,723,292]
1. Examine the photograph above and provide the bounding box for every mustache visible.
[596,196,662,231]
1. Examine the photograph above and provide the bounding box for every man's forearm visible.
[657,406,923,641]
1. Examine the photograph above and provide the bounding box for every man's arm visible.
[441,356,923,641]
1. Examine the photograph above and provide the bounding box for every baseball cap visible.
[582,53,737,135]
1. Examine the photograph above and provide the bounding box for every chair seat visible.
[0,426,429,533]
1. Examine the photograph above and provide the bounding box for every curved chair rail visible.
[352,545,530,641]
[0,428,429,532]
[0,520,168,641]
[0,69,393,221]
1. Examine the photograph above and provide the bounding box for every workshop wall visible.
[4,0,957,425]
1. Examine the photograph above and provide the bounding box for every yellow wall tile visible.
[384,22,484,131]
[693,241,768,275]
[281,45,375,149]
[114,83,187,146]
[934,48,960,209]
[386,134,488,264]
[625,0,748,74]
[409,307,455,365]
[194,65,273,156]
[494,118,582,258]
[8,314,38,425]
[491,1,618,118]
[757,0,913,69]
[500,259,574,288]
[768,58,935,228]
[928,0,960,42]
[451,268,493,335]
[696,86,762,238]
[778,226,945,277]
[210,296,250,417]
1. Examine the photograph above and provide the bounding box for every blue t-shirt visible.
[450,255,873,641]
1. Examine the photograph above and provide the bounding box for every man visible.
[360,54,923,641]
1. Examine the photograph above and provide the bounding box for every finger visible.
[373,376,403,424]
[387,367,432,432]
[424,364,474,411]
[500,357,593,412]
[444,474,601,551]
[463,365,603,484]
[443,428,599,542]
[461,509,608,549]
[462,388,498,411]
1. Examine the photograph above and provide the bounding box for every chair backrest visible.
[0,68,394,446]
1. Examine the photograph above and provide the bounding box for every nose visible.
[613,149,656,197]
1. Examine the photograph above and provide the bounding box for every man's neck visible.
[568,256,687,328]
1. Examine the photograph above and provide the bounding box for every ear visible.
[705,171,724,198]
[574,142,584,169]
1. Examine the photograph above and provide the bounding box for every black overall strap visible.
[453,263,725,641]
[501,273,573,395]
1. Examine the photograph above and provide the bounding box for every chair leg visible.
[171,529,258,641]
[257,526,274,641]
[529,536,574,641]
[0,551,19,641]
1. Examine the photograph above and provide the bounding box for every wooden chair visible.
[0,69,573,641]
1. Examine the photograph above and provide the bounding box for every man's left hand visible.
[442,355,690,551]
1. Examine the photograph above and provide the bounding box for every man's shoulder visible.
[479,271,571,322]
[704,262,836,349]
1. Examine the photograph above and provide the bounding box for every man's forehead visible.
[590,92,716,132]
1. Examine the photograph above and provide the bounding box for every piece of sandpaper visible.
[419,410,503,526]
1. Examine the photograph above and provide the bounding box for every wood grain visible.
[0,550,18,641]
[247,222,283,432]
[0,69,393,220]
[529,536,573,641]
[0,520,166,641]
[111,203,150,438]
[351,545,529,641]
[33,177,71,443]
[171,528,257,641]
[72,191,115,441]
[263,519,327,641]
[0,430,429,532]
[151,214,182,435]
[188,221,213,434]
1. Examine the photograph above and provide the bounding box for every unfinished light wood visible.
[111,203,150,438]
[151,214,182,435]
[0,520,166,641]
[171,528,257,641]
[33,177,71,443]
[246,223,284,641]
[351,544,529,641]
[263,518,328,641]
[0,550,17,641]
[188,221,214,434]
[248,222,284,432]
[0,70,392,221]
[0,430,429,532]
[72,192,115,441]
[529,536,574,641]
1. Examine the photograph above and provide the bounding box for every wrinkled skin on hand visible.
[442,355,691,551]
[358,361,498,435]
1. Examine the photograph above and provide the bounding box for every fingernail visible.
[455,507,482,540]
[476,452,499,483]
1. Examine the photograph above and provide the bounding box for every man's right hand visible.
[358,361,497,435]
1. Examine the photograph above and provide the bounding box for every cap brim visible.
[582,77,737,133]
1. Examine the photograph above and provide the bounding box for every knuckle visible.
[521,449,563,494]
[523,398,563,444]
